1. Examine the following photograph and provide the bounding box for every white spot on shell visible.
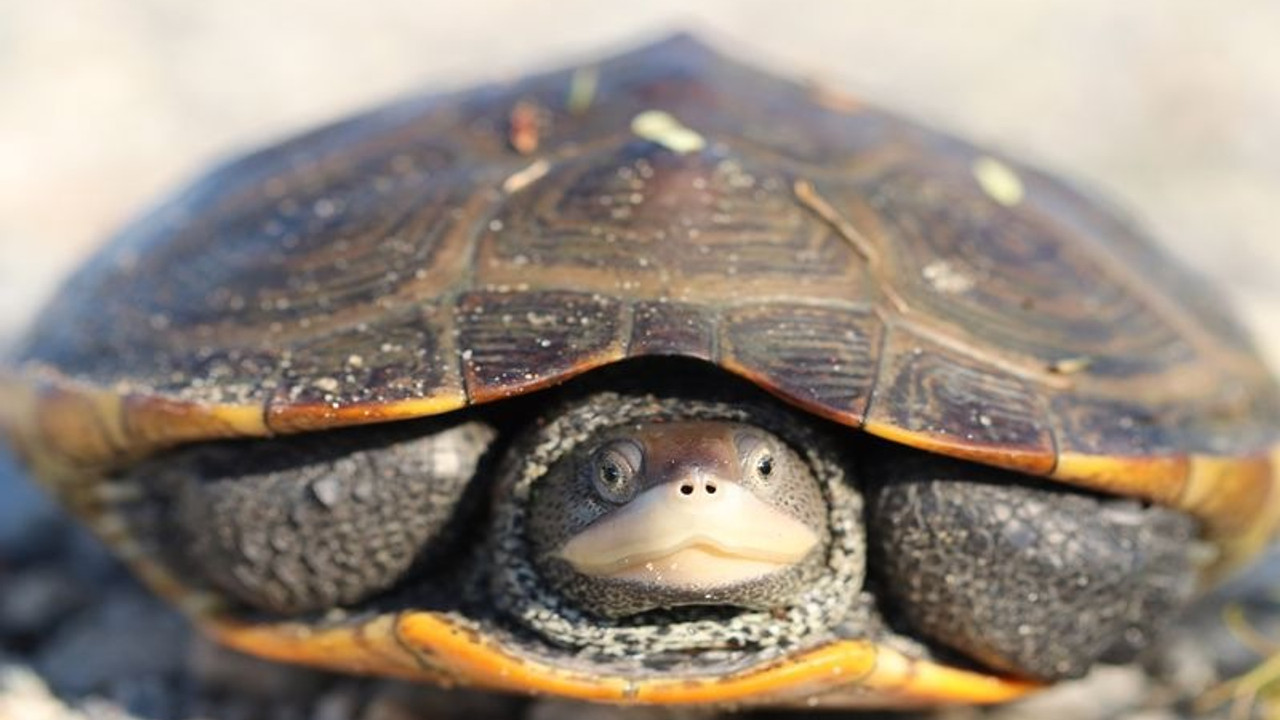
[630,110,706,154]
[502,159,550,194]
[1048,356,1093,374]
[922,260,975,294]
[567,66,599,114]
[972,156,1025,206]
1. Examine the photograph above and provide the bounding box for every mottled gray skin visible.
[866,449,1198,681]
[131,419,495,614]
[527,420,829,617]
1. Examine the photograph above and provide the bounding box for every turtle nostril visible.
[677,479,721,497]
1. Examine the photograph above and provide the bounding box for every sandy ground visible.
[1,2,1279,719]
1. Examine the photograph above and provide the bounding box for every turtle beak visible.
[554,471,819,588]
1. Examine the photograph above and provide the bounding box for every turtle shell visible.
[2,34,1278,706]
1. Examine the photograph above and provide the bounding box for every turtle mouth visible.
[554,480,820,588]
[571,543,803,586]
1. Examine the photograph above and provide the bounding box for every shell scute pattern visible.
[8,36,1277,553]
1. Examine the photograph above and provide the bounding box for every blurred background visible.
[1,2,1278,718]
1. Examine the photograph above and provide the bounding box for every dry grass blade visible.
[1197,603,1280,719]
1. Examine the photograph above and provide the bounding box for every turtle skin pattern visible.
[8,34,1280,560]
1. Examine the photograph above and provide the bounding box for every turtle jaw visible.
[555,475,820,587]
[527,417,832,617]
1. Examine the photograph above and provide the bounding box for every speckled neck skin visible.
[487,392,869,663]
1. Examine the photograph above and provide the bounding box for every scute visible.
[5,34,1279,568]
[267,303,465,432]
[864,327,1056,475]
[457,290,625,402]
[720,303,882,425]
[841,160,1195,374]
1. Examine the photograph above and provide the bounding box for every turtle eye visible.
[590,440,642,503]
[755,452,775,479]
[736,433,776,483]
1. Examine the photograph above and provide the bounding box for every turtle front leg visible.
[123,418,496,614]
[863,448,1198,681]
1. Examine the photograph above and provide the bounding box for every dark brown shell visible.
[5,35,1279,563]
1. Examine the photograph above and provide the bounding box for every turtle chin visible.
[542,546,827,618]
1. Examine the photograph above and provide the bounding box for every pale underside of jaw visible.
[554,482,820,588]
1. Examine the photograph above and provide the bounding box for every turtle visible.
[1,33,1278,709]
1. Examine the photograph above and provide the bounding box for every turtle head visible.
[528,419,829,617]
